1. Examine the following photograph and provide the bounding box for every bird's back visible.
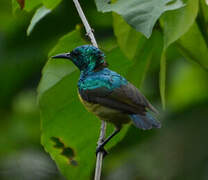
[78,68,127,93]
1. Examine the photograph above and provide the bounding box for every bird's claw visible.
[96,145,108,157]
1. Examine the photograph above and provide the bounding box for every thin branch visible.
[72,1,106,180]
[73,0,98,48]
[95,121,107,180]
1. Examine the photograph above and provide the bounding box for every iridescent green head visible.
[52,45,108,72]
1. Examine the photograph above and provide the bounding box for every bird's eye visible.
[71,51,81,56]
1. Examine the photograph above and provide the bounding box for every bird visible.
[52,45,161,156]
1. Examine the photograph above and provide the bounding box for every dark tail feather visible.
[129,113,161,130]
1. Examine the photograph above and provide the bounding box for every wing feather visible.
[79,82,158,115]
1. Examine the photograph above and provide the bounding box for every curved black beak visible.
[52,53,71,59]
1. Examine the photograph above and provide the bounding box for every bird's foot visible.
[96,145,108,157]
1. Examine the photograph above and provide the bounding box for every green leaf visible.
[38,30,131,179]
[163,0,199,48]
[128,31,163,88]
[177,22,208,69]
[159,0,198,108]
[113,13,147,60]
[40,71,97,180]
[42,0,62,9]
[126,43,153,88]
[160,50,166,109]
[48,26,85,58]
[198,0,208,45]
[200,0,208,22]
[12,0,61,12]
[27,6,51,36]
[20,0,62,35]
[113,13,160,88]
[38,29,86,98]
[95,0,184,38]
[24,0,42,11]
[12,0,42,13]
[38,60,76,99]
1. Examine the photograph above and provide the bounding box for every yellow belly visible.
[78,93,130,128]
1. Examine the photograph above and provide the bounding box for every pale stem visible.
[72,1,106,180]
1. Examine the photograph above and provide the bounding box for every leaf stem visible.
[72,1,106,179]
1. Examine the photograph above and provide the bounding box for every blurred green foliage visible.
[0,0,208,179]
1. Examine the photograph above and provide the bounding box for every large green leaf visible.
[159,0,198,108]
[177,22,208,69]
[163,0,199,48]
[38,29,85,98]
[113,14,158,88]
[95,0,184,38]
[38,30,131,179]
[27,6,51,36]
[113,13,147,60]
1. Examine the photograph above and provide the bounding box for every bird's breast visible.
[78,92,117,116]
